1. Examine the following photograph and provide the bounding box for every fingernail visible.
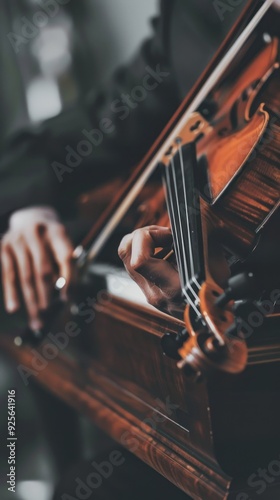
[6,301,18,313]
[55,277,66,290]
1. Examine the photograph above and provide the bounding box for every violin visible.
[71,0,280,378]
[162,9,280,377]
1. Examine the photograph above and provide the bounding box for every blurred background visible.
[0,0,158,145]
[0,1,157,499]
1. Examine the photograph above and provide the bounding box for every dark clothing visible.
[0,0,245,227]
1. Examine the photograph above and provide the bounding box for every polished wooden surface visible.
[1,292,280,499]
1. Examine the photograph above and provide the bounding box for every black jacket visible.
[0,0,245,227]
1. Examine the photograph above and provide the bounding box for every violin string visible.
[163,172,185,292]
[171,154,201,314]
[170,157,201,316]
[171,150,199,300]
[170,156,189,285]
[164,164,200,316]
[178,145,201,296]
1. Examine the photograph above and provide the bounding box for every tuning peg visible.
[215,272,260,308]
[161,329,189,360]
[177,357,202,381]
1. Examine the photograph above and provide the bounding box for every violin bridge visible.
[180,112,212,145]
[162,112,212,164]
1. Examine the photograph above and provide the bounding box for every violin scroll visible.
[177,281,248,378]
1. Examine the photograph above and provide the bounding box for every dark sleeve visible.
[0,0,180,225]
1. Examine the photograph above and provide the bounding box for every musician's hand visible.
[1,207,74,330]
[118,226,183,316]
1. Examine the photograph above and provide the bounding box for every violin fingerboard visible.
[162,142,205,307]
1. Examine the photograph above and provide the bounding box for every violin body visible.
[202,39,280,261]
